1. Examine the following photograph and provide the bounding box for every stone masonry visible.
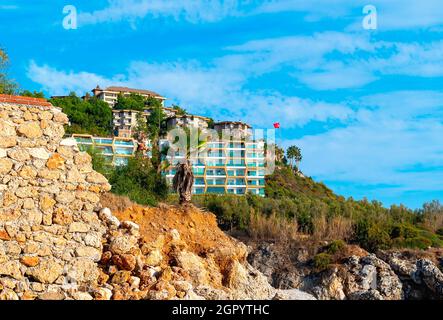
[0,95,111,300]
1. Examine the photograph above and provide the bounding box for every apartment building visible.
[92,86,166,108]
[162,139,266,196]
[72,134,138,166]
[166,114,210,131]
[112,107,179,137]
[214,121,252,138]
[72,132,266,197]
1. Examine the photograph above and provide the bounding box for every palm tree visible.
[172,128,207,205]
[287,146,302,171]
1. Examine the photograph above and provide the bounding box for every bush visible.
[313,253,332,271]
[393,237,432,250]
[327,240,346,255]
[436,228,443,236]
[108,155,169,206]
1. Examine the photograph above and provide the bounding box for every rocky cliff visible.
[248,241,443,300]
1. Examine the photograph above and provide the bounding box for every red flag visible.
[273,122,280,129]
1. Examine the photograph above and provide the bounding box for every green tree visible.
[171,104,186,115]
[287,146,302,171]
[50,93,113,136]
[0,48,17,94]
[20,90,45,98]
[114,93,146,111]
[108,154,169,206]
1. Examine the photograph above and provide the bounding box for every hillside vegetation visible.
[191,167,443,253]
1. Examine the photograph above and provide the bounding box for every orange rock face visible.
[46,153,65,170]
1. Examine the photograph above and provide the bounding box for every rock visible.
[68,222,90,233]
[99,208,120,228]
[0,119,17,148]
[59,138,77,147]
[25,258,63,284]
[273,289,317,300]
[20,256,40,267]
[46,153,65,169]
[111,271,132,285]
[0,158,13,175]
[18,122,42,138]
[86,171,108,184]
[112,254,136,271]
[28,147,50,160]
[109,235,138,255]
[38,291,65,300]
[145,249,163,267]
[19,165,37,179]
[0,289,19,300]
[416,259,443,297]
[8,148,30,161]
[95,287,113,300]
[71,291,94,300]
[75,246,101,262]
[40,196,56,212]
[0,260,23,280]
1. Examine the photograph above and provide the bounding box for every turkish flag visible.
[273,122,280,129]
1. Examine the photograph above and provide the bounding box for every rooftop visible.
[215,121,252,128]
[0,94,52,107]
[92,86,165,99]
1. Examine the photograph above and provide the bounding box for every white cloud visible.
[288,91,443,201]
[78,0,253,26]
[26,61,126,96]
[27,59,354,129]
[257,0,443,31]
[76,0,443,31]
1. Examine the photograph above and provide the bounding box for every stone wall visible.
[0,96,111,300]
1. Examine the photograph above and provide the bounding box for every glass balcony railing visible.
[194,178,205,185]
[206,180,225,186]
[206,169,226,176]
[227,161,246,167]
[114,148,134,156]
[114,140,136,147]
[93,138,113,145]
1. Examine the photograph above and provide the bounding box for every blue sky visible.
[1,0,443,208]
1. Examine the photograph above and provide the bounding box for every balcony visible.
[206,179,226,186]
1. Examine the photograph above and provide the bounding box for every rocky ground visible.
[98,194,315,300]
[247,241,443,300]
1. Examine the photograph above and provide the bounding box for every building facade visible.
[112,107,179,138]
[92,86,166,108]
[72,134,266,197]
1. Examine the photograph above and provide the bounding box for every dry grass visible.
[312,214,354,241]
[249,212,298,243]
[422,214,443,233]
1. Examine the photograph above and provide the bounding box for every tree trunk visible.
[173,160,194,205]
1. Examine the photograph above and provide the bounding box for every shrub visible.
[108,155,169,206]
[313,253,332,271]
[394,237,432,250]
[327,240,346,255]
[436,228,443,236]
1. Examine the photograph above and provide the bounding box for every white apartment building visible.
[214,121,252,138]
[92,86,166,108]
[166,115,210,131]
[113,107,180,138]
